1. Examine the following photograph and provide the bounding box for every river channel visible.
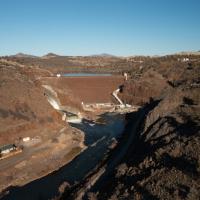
[2,112,125,200]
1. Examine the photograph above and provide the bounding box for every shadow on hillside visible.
[92,100,199,200]
[81,99,162,200]
[122,114,199,199]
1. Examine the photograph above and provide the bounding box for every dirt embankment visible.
[41,76,124,106]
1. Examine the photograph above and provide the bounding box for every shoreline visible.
[0,112,125,200]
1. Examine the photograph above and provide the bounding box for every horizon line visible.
[0,49,200,58]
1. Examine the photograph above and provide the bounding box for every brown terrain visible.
[0,56,125,196]
[41,76,124,104]
[0,59,86,193]
[0,54,200,200]
[0,59,60,145]
[54,54,199,200]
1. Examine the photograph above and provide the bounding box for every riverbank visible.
[0,112,125,200]
[0,60,87,195]
[62,86,200,199]
[58,100,158,200]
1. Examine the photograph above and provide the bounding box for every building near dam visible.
[0,144,16,155]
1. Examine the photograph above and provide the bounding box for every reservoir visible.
[62,73,112,77]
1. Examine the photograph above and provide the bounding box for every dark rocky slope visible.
[88,59,200,200]
[93,88,200,200]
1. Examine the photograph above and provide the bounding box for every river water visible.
[1,113,125,200]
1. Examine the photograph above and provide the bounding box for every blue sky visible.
[0,0,200,56]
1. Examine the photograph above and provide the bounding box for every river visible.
[1,112,125,200]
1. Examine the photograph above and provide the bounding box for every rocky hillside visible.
[0,59,62,145]
[94,90,200,200]
[88,57,200,200]
[56,56,200,200]
[2,55,133,74]
[0,55,199,200]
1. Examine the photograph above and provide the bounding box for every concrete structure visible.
[61,111,82,123]
[62,113,67,121]
[82,102,115,111]
[66,115,82,123]
[43,85,61,110]
[178,57,190,62]
[123,72,128,81]
[54,76,124,104]
[112,88,124,107]
[0,144,16,155]
[23,137,30,142]
[183,58,189,62]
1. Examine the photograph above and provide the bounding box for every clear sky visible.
[0,0,200,56]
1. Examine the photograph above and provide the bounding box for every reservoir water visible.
[62,73,112,77]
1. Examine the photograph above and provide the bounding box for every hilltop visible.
[42,53,60,59]
[12,53,38,58]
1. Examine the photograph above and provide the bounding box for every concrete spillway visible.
[46,96,60,110]
[42,85,81,123]
[42,85,61,110]
[112,88,124,106]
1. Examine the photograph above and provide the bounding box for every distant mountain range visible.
[9,51,200,58]
[42,53,60,59]
[90,53,116,57]
[12,53,38,58]
[11,52,116,58]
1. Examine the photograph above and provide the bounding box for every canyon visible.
[0,54,199,200]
